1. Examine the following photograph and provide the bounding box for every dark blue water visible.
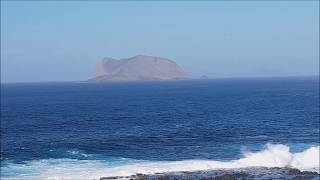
[1,77,319,179]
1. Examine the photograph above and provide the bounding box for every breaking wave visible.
[1,144,319,180]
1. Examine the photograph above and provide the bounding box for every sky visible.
[1,1,319,83]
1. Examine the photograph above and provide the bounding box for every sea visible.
[1,77,319,179]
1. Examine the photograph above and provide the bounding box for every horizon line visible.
[1,75,319,84]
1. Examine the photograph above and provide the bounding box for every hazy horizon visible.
[1,1,319,83]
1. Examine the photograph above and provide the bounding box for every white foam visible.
[1,144,319,180]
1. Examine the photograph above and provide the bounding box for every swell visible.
[1,144,319,180]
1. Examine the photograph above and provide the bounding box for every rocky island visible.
[89,55,187,82]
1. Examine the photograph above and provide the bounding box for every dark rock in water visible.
[288,168,303,175]
[209,171,249,180]
[100,177,119,180]
[89,55,187,82]
[99,167,319,180]
[300,171,319,176]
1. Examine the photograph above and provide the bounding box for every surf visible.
[1,144,319,180]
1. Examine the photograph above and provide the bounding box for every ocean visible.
[1,77,319,179]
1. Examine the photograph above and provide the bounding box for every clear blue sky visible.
[1,1,319,82]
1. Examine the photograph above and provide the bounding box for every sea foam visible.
[1,144,319,180]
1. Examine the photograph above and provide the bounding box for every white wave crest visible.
[2,144,319,180]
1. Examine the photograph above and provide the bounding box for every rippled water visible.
[1,77,319,179]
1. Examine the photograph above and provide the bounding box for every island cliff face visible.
[89,55,187,81]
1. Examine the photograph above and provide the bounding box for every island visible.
[88,55,187,82]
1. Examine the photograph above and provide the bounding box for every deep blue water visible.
[1,77,319,178]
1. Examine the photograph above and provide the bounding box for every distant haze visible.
[1,1,319,83]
